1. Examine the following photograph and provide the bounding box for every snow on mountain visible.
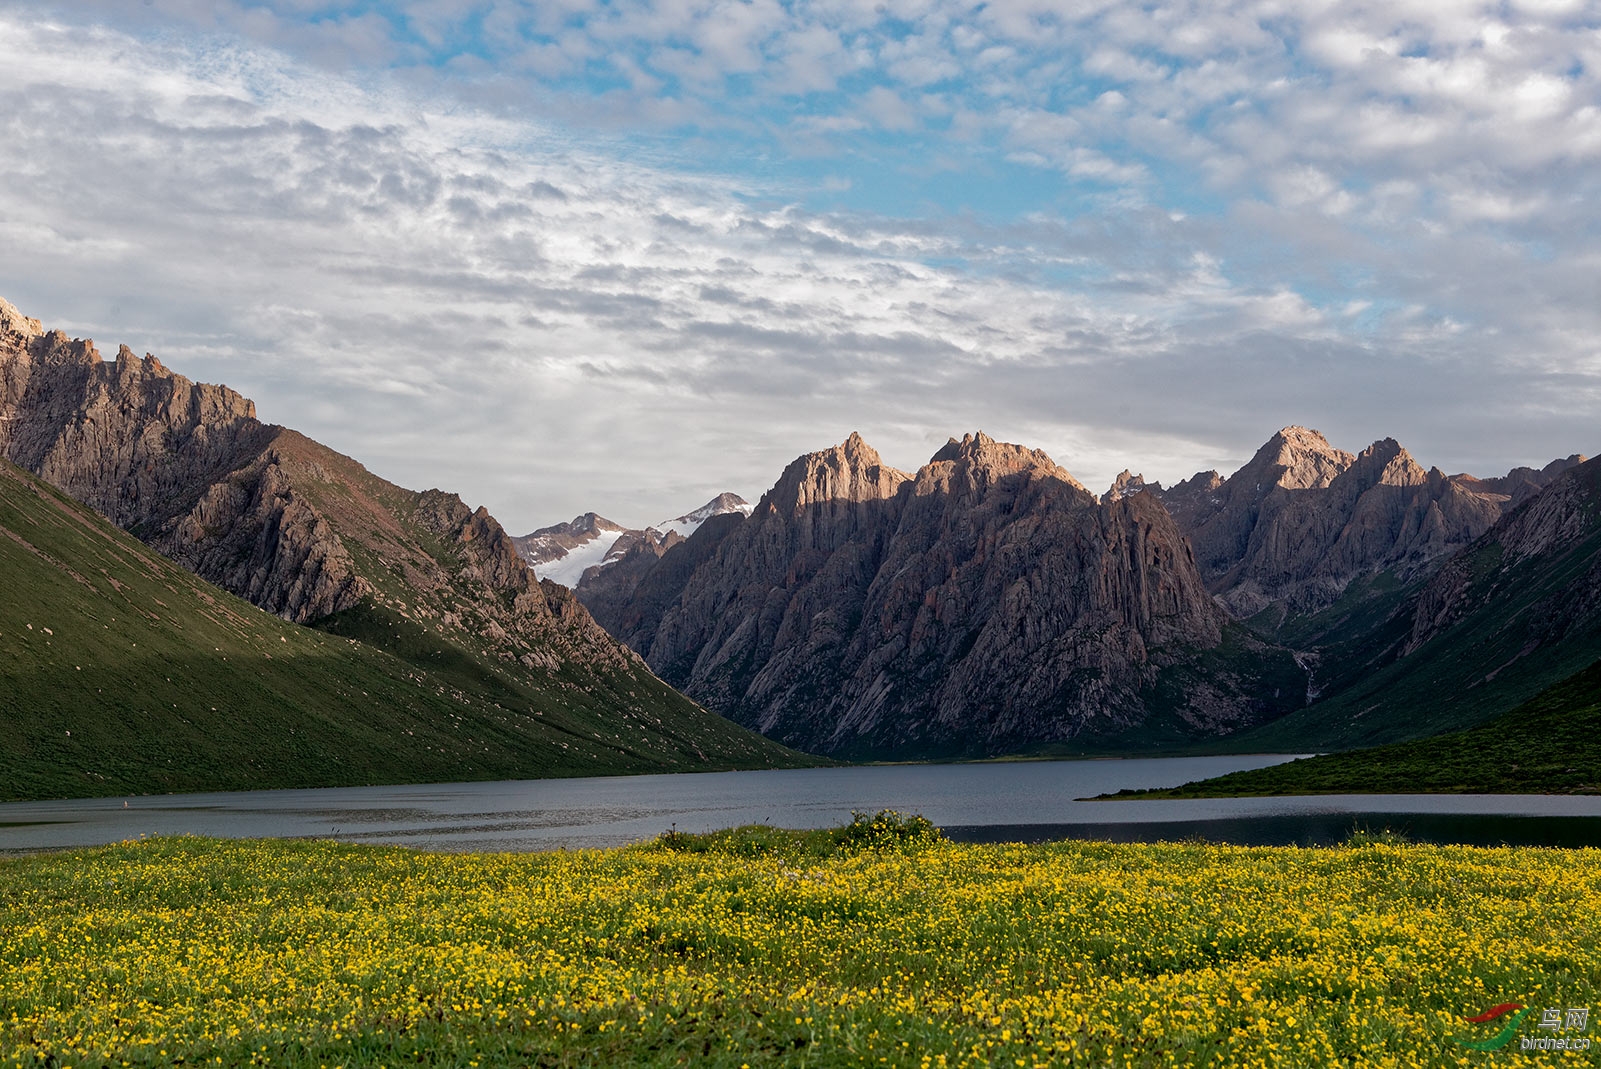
[518,494,750,590]
[532,526,628,587]
[653,492,753,540]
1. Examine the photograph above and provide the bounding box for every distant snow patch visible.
[533,529,626,588]
[652,495,752,540]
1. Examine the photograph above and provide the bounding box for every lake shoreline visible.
[8,756,1601,853]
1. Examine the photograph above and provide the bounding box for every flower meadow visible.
[2,820,1598,1067]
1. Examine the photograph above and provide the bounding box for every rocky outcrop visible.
[0,297,643,675]
[1156,426,1586,616]
[1406,456,1601,657]
[165,447,370,621]
[606,431,1273,757]
[1102,470,1148,504]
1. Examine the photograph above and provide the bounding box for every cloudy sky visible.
[1,0,1597,532]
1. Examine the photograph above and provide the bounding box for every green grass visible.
[1221,522,1601,754]
[0,460,812,802]
[1,832,1598,1067]
[1122,658,1601,798]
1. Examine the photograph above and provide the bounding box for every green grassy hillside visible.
[0,460,811,802]
[1134,658,1601,796]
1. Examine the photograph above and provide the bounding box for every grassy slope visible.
[2,832,1598,1067]
[0,460,810,802]
[1210,514,1601,754]
[1127,658,1601,797]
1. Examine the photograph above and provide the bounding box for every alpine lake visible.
[6,754,1601,853]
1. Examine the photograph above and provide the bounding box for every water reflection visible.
[947,813,1601,849]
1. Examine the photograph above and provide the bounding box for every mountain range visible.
[0,296,805,799]
[553,427,1596,761]
[6,291,1598,794]
[1151,426,1583,618]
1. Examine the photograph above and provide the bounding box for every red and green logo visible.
[1454,1003,1529,1051]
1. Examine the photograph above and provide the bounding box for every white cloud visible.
[0,2,1598,530]
[857,84,919,130]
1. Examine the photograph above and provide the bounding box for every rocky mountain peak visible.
[1103,469,1148,504]
[842,429,874,459]
[511,511,629,580]
[926,431,1088,496]
[0,296,42,340]
[697,490,747,513]
[1244,426,1354,490]
[930,430,998,462]
[765,433,910,515]
[660,492,751,531]
[1345,437,1427,489]
[575,512,627,535]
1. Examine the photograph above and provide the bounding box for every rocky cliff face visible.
[606,431,1284,757]
[1406,455,1601,658]
[0,296,646,676]
[1156,426,1585,617]
[1233,452,1601,750]
[572,528,686,633]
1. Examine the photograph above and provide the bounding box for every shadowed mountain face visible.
[0,297,577,651]
[1211,454,1601,753]
[0,458,799,800]
[0,296,806,788]
[1405,454,1601,667]
[1155,426,1585,617]
[597,432,1299,758]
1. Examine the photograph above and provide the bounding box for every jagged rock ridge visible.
[599,431,1292,758]
[1154,426,1585,616]
[0,297,632,664]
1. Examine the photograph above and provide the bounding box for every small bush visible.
[831,810,941,852]
[652,811,942,860]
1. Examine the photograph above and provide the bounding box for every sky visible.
[1,0,1598,533]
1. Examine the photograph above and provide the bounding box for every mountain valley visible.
[6,290,1599,789]
[0,297,807,800]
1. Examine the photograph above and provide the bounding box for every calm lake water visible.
[5,755,1601,853]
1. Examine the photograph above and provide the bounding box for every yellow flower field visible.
[1,819,1597,1067]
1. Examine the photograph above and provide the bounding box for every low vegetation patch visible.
[1124,658,1601,798]
[3,825,1598,1067]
